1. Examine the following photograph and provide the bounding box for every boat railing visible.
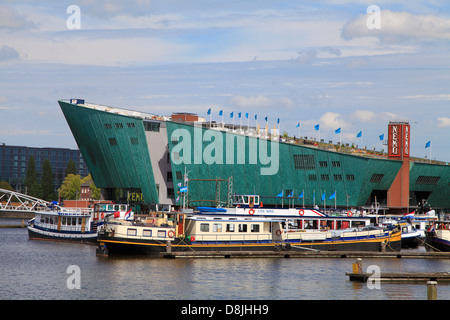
[58,207,93,216]
[190,232,273,243]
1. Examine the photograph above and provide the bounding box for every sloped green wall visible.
[58,100,158,204]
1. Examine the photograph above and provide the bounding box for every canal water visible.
[2,219,450,301]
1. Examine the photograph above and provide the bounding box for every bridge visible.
[0,188,52,217]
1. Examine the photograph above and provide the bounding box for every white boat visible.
[27,203,133,243]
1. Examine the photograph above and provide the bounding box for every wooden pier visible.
[161,250,450,259]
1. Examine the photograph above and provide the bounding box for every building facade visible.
[0,144,89,192]
[58,99,450,214]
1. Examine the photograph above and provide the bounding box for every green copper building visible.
[59,99,450,214]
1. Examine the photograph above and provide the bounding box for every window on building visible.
[333,174,343,181]
[332,161,341,167]
[144,121,160,132]
[415,176,441,185]
[346,174,355,181]
[370,174,384,183]
[293,154,315,170]
[321,174,330,181]
[319,161,328,167]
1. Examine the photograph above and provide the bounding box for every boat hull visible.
[425,231,450,252]
[98,231,401,255]
[28,225,97,244]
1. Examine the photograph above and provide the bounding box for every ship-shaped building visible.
[59,99,450,214]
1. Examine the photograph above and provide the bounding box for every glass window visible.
[127,228,137,236]
[143,229,152,237]
[251,224,260,232]
[213,223,222,232]
[226,224,235,232]
[200,223,209,232]
[238,224,248,232]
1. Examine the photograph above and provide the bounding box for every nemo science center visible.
[59,99,450,215]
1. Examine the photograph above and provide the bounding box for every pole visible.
[427,281,437,300]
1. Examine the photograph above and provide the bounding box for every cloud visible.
[0,45,19,62]
[228,94,294,109]
[401,94,450,101]
[319,112,345,130]
[0,5,35,30]
[342,10,450,42]
[293,47,341,65]
[437,117,450,127]
[351,110,376,122]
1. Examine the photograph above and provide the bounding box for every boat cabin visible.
[232,194,261,208]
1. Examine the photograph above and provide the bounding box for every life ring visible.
[347,211,352,217]
[190,236,195,242]
[249,208,255,215]
[101,212,105,219]
[168,230,175,237]
[299,209,304,216]
[276,229,282,236]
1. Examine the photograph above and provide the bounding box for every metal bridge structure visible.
[0,188,51,213]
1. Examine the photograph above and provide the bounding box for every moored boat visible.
[27,203,133,243]
[425,220,450,252]
[97,195,401,255]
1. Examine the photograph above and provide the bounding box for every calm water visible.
[2,219,450,300]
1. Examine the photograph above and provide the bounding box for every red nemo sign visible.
[388,122,410,158]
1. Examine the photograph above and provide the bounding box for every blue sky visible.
[0,0,449,162]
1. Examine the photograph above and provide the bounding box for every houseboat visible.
[97,195,402,255]
[425,220,450,252]
[27,203,133,243]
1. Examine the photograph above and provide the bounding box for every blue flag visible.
[288,190,293,197]
[238,112,241,118]
[230,112,233,118]
[328,192,336,200]
[179,186,187,193]
[245,112,249,119]
[335,128,341,134]
[296,122,300,128]
[207,108,211,115]
[277,118,280,124]
[298,191,304,199]
[265,116,268,122]
[425,140,431,148]
[379,134,384,141]
[219,110,223,116]
[321,192,326,201]
[255,114,257,120]
[276,191,283,197]
[356,131,362,138]
[315,124,320,131]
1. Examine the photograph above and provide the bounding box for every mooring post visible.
[352,258,363,274]
[166,240,172,253]
[427,281,437,300]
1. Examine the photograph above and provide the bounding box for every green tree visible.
[0,181,13,191]
[25,156,42,198]
[65,159,77,176]
[41,159,56,201]
[58,174,82,200]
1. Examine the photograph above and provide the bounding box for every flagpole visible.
[335,190,336,209]
[430,141,432,163]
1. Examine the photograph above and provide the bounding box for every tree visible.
[41,159,56,201]
[58,174,82,200]
[0,181,13,191]
[65,159,77,176]
[25,156,42,198]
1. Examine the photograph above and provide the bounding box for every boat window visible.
[251,224,260,232]
[62,217,66,225]
[304,220,317,229]
[200,223,209,232]
[226,224,235,232]
[127,228,137,236]
[143,229,152,237]
[213,223,222,232]
[238,224,248,232]
[78,218,82,225]
[157,230,166,238]
[72,218,76,226]
[44,216,49,224]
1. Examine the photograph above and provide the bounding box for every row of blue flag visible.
[208,108,280,123]
[276,190,336,200]
[208,108,431,148]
